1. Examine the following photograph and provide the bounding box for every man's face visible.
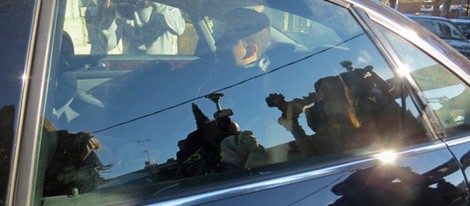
[231,40,250,66]
[216,39,256,67]
[215,39,238,66]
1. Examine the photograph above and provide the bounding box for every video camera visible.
[113,0,147,19]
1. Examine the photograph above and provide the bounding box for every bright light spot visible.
[377,151,397,164]
[404,29,418,39]
[20,73,27,81]
[396,64,410,77]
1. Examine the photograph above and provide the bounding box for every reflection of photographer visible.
[43,128,104,196]
[86,0,185,54]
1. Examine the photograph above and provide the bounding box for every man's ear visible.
[243,44,259,60]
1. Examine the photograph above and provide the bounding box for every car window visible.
[453,21,470,36]
[36,0,432,204]
[413,18,466,40]
[376,24,470,137]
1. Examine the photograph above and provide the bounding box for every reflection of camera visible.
[340,59,353,71]
[113,0,146,19]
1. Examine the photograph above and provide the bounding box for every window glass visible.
[37,0,430,204]
[266,7,348,50]
[377,24,470,137]
[453,21,470,37]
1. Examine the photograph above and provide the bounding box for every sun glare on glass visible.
[20,73,27,81]
[377,151,397,163]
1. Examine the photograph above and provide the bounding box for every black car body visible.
[2,0,470,205]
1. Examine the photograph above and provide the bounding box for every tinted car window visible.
[37,0,431,204]
[0,1,36,203]
[378,25,470,137]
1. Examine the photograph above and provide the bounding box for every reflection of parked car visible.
[450,18,470,38]
[3,0,470,205]
[407,14,470,58]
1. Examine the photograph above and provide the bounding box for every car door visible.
[155,3,470,205]
[7,0,470,205]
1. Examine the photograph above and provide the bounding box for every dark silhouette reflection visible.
[459,149,470,171]
[0,105,15,204]
[42,120,105,196]
[267,61,428,158]
[41,31,107,196]
[175,93,266,179]
[329,164,464,206]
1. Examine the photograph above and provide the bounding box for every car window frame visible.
[362,7,470,141]
[351,6,439,143]
[9,0,61,205]
[353,8,443,140]
[0,0,39,204]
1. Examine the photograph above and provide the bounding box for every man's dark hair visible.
[217,8,271,56]
[243,27,270,58]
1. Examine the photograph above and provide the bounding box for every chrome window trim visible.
[10,0,57,205]
[4,0,41,204]
[443,135,470,147]
[327,0,350,8]
[149,141,448,205]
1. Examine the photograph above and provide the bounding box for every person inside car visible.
[87,0,185,54]
[213,8,271,73]
[176,8,272,176]
[212,8,271,169]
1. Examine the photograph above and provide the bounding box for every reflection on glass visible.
[379,25,470,137]
[377,151,397,163]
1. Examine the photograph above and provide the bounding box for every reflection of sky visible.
[94,134,162,179]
